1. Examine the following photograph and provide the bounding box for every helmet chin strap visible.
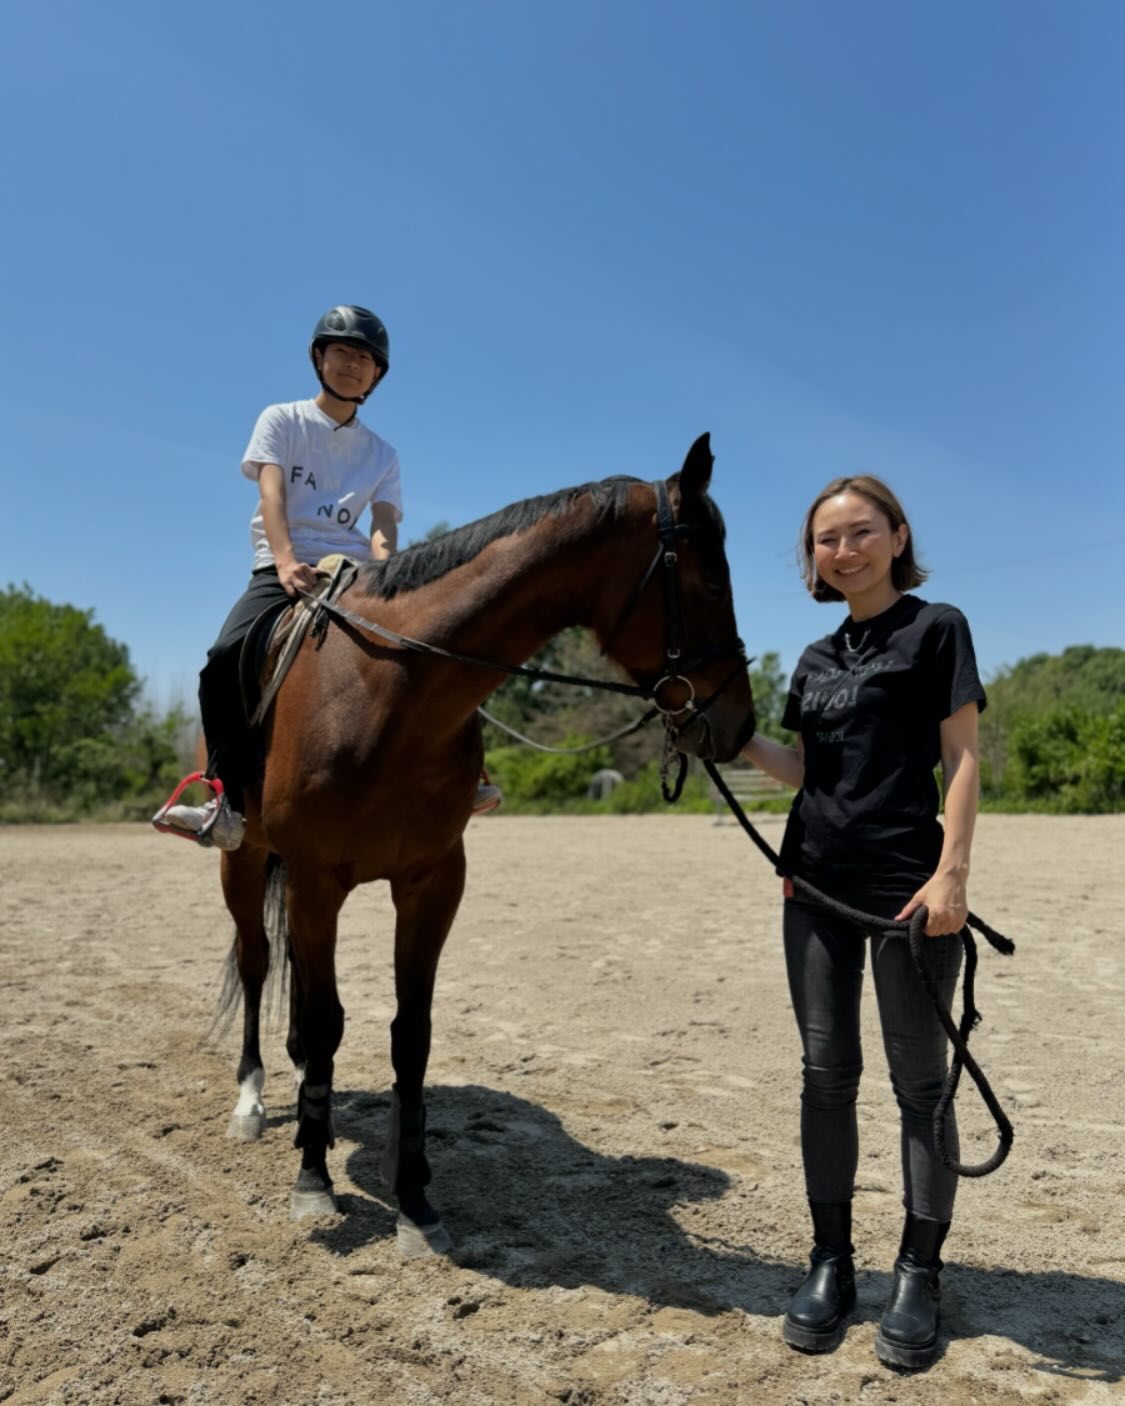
[315,370,368,406]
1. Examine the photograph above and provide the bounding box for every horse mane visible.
[361,476,645,601]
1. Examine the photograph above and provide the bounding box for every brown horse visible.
[219,433,755,1251]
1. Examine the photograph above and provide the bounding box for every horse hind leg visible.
[219,846,276,1141]
[286,867,348,1219]
[286,945,307,1091]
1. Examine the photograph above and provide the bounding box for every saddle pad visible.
[248,556,359,726]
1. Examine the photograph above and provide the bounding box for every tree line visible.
[0,585,189,821]
[1,583,1122,819]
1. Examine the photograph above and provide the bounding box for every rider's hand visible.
[277,556,319,597]
[895,869,969,937]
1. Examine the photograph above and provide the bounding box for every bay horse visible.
[218,433,756,1251]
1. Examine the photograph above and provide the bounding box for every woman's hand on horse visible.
[278,556,320,597]
[895,870,969,937]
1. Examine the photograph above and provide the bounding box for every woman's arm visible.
[369,500,399,560]
[259,463,319,596]
[895,701,981,935]
[741,733,805,790]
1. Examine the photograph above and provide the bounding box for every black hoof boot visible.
[783,1201,857,1353]
[875,1215,950,1370]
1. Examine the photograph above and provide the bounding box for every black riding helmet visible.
[309,305,390,404]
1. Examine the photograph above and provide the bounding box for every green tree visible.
[0,584,185,813]
[980,646,1125,806]
[0,584,140,796]
[749,651,788,742]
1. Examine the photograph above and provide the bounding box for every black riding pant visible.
[783,898,963,1223]
[199,567,291,812]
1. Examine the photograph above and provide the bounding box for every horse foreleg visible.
[384,842,466,1256]
[220,845,271,1142]
[285,867,347,1219]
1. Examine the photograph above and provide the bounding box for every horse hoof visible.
[290,1167,338,1219]
[289,1186,339,1219]
[396,1214,452,1258]
[226,1112,266,1141]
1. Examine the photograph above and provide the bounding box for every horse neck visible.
[380,493,653,712]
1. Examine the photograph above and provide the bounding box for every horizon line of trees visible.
[2,582,1122,820]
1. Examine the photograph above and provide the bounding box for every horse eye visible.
[703,576,726,600]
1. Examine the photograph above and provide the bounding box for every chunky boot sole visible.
[875,1323,938,1370]
[783,1281,856,1353]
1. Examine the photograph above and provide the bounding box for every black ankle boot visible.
[783,1200,857,1352]
[875,1214,950,1369]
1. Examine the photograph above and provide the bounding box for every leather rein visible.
[303,480,748,765]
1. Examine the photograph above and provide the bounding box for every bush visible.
[1002,702,1125,814]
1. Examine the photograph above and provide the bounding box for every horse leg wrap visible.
[294,1081,335,1150]
[381,1089,432,1192]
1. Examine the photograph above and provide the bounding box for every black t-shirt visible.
[779,595,986,908]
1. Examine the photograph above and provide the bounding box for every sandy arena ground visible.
[1,814,1123,1405]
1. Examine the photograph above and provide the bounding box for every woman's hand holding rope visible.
[895,867,970,936]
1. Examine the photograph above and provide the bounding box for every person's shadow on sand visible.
[306,1083,1123,1383]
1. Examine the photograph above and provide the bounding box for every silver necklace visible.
[844,628,870,654]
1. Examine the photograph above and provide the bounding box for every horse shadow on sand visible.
[302,1082,1123,1382]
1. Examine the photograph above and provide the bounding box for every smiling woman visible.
[740,473,988,1370]
[801,474,929,618]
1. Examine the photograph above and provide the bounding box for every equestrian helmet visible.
[309,306,390,398]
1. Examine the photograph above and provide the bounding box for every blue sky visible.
[2,0,1122,710]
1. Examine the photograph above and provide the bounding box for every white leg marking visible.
[227,1068,268,1139]
[233,1067,266,1118]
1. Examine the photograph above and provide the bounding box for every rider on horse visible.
[154,305,500,849]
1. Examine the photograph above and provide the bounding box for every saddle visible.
[239,555,360,727]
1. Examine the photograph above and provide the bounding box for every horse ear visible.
[678,432,713,498]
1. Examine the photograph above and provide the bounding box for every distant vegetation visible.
[1,584,1121,820]
[978,645,1125,813]
[0,585,189,822]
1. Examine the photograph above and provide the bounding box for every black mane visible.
[362,476,644,600]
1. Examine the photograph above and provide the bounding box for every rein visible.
[704,759,1015,1179]
[302,480,746,786]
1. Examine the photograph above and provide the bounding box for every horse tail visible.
[263,851,289,951]
[209,853,290,1041]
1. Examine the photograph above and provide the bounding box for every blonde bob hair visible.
[799,475,929,603]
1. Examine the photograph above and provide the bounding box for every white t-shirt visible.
[241,399,403,569]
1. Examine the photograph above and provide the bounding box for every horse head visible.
[597,434,757,762]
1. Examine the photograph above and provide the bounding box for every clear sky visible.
[2,0,1122,710]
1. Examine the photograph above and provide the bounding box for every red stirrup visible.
[152,772,226,841]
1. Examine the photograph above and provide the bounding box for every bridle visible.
[602,480,745,716]
[596,479,749,793]
[305,479,751,775]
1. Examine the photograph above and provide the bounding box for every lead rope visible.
[703,759,1015,1178]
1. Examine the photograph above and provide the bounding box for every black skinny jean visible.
[783,898,962,1223]
[198,568,292,812]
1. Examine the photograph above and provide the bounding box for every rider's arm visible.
[259,463,318,596]
[741,733,805,790]
[369,500,398,560]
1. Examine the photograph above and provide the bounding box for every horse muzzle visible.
[670,707,716,759]
[673,699,756,762]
